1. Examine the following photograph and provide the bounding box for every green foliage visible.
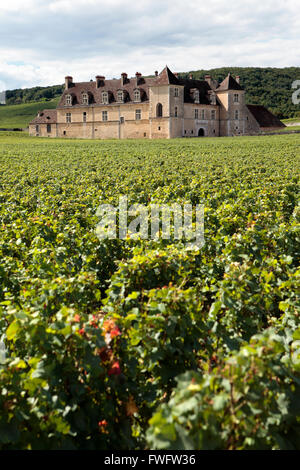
[0,132,299,449]
[147,328,300,450]
[181,67,300,118]
[5,85,63,106]
[0,99,59,129]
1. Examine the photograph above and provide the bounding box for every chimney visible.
[236,75,240,84]
[96,75,105,88]
[121,72,128,86]
[65,76,73,90]
[155,70,158,76]
[135,72,142,86]
[189,73,193,80]
[205,74,212,87]
[37,111,41,117]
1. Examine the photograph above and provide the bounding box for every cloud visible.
[0,0,299,89]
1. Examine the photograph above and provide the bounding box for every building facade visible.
[29,66,285,139]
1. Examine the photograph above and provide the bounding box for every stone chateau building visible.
[29,66,284,139]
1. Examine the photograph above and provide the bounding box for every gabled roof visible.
[154,66,180,85]
[247,105,285,128]
[29,109,57,124]
[216,73,243,91]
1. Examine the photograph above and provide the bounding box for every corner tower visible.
[215,73,246,136]
[149,66,184,138]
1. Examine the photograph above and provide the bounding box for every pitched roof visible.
[247,105,285,128]
[29,109,57,124]
[216,73,243,91]
[177,78,212,104]
[154,66,180,85]
[56,66,213,108]
[57,76,157,108]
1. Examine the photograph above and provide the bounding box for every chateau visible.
[29,66,284,139]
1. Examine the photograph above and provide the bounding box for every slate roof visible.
[29,109,57,124]
[216,73,243,91]
[247,105,285,128]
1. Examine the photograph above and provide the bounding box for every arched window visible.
[156,103,163,117]
[235,110,239,120]
[134,89,141,102]
[174,106,178,117]
[65,94,72,106]
[82,92,89,105]
[117,90,124,102]
[102,91,109,104]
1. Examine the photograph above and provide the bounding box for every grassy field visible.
[0,132,299,450]
[282,117,300,125]
[0,98,59,128]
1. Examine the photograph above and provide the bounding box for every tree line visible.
[2,67,300,118]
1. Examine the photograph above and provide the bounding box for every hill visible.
[0,67,299,127]
[181,67,300,119]
[0,98,59,129]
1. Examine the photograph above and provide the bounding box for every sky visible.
[0,0,300,91]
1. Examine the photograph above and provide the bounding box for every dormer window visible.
[82,92,89,105]
[194,90,200,104]
[102,91,109,104]
[65,94,72,106]
[117,90,124,103]
[174,87,179,97]
[210,93,216,105]
[134,89,141,102]
[234,93,239,103]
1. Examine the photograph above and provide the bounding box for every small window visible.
[82,92,89,105]
[135,109,141,120]
[211,110,216,120]
[156,103,163,117]
[36,125,39,133]
[117,90,124,102]
[234,93,239,103]
[102,111,108,121]
[235,110,239,120]
[83,112,87,123]
[201,109,205,120]
[191,130,193,134]
[134,89,141,102]
[65,94,72,106]
[184,130,187,134]
[47,124,51,133]
[194,109,199,119]
[194,90,200,104]
[158,126,161,130]
[63,131,66,136]
[66,112,71,123]
[144,132,146,137]
[120,116,124,123]
[174,106,178,117]
[102,91,109,104]
[174,87,179,97]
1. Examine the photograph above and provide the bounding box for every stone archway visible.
[198,128,205,137]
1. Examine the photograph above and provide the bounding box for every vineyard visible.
[0,132,299,450]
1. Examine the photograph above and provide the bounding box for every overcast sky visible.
[0,0,299,90]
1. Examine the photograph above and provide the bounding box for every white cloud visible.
[0,0,299,89]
